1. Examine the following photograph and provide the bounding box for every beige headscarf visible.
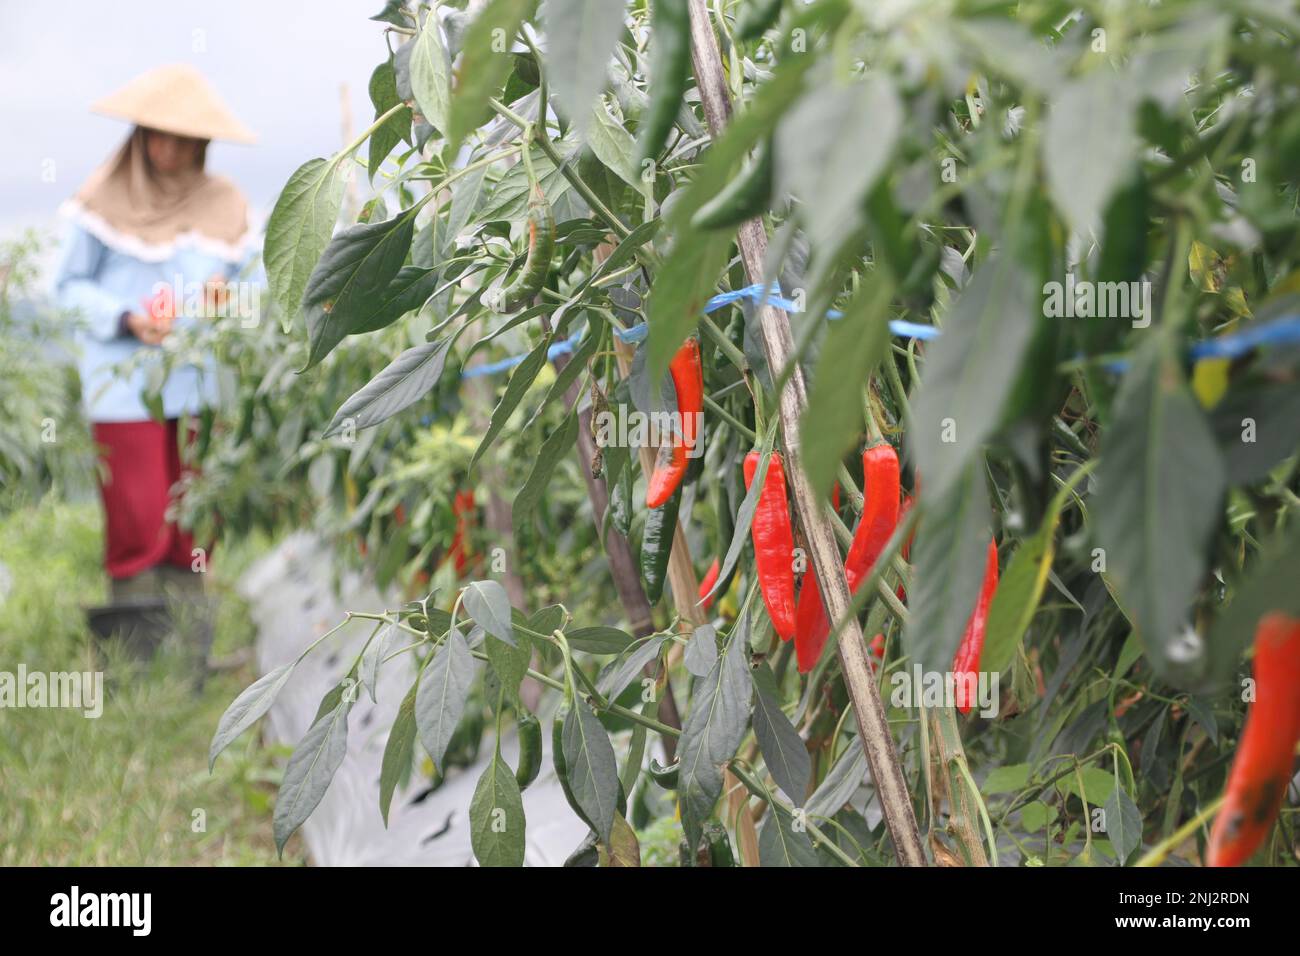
[64,64,257,262]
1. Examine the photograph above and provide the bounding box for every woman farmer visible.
[54,64,256,652]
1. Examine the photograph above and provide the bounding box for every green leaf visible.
[751,663,811,807]
[273,691,353,854]
[209,662,294,770]
[471,334,553,469]
[469,755,527,866]
[645,228,732,394]
[981,763,1032,796]
[596,634,669,701]
[905,460,993,673]
[909,255,1038,503]
[526,319,598,429]
[263,158,348,328]
[1061,767,1116,805]
[414,627,477,771]
[586,97,646,193]
[379,683,418,826]
[678,617,753,850]
[775,73,901,251]
[1209,525,1300,693]
[301,209,419,370]
[597,814,641,867]
[1103,785,1143,864]
[805,745,867,819]
[1043,69,1139,233]
[448,0,538,150]
[683,624,717,677]
[800,274,892,499]
[486,633,530,705]
[360,623,399,703]
[368,60,411,181]
[1094,340,1226,689]
[350,266,441,337]
[322,338,453,438]
[757,801,819,867]
[409,9,453,134]
[562,700,620,844]
[512,406,580,541]
[542,0,627,136]
[565,625,637,655]
[463,580,515,645]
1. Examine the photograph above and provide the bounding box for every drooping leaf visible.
[322,338,454,438]
[469,755,527,866]
[597,633,669,701]
[565,625,637,655]
[683,624,718,677]
[908,255,1038,503]
[678,617,753,850]
[379,683,418,826]
[368,60,411,181]
[360,623,399,703]
[209,662,295,770]
[472,334,554,468]
[512,406,580,541]
[409,9,453,134]
[273,689,354,854]
[448,0,538,150]
[349,266,441,337]
[414,627,477,771]
[263,158,348,329]
[1103,784,1143,864]
[1094,340,1226,689]
[751,663,811,807]
[805,745,867,819]
[597,814,642,867]
[562,700,620,844]
[542,0,627,137]
[586,97,645,193]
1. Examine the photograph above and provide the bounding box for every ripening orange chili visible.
[743,451,797,641]
[794,443,901,673]
[646,338,704,508]
[1207,612,1300,867]
[952,538,999,715]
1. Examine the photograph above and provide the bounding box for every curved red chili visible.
[647,338,704,508]
[1207,612,1300,866]
[698,557,721,611]
[952,538,999,715]
[794,443,900,673]
[743,450,797,641]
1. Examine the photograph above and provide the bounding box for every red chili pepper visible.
[793,443,900,672]
[646,338,704,508]
[698,557,720,611]
[831,482,841,513]
[952,538,999,715]
[869,633,885,672]
[743,450,797,641]
[446,489,477,576]
[1207,612,1300,867]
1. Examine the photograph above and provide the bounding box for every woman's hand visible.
[126,310,171,345]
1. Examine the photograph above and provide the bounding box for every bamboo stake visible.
[684,0,926,866]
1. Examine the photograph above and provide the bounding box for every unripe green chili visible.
[734,0,783,41]
[690,140,773,231]
[640,486,681,604]
[703,821,736,867]
[515,711,543,790]
[638,0,692,164]
[498,183,555,312]
[612,456,633,537]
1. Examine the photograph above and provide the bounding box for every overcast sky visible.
[0,0,392,250]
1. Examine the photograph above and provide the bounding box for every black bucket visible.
[85,598,173,659]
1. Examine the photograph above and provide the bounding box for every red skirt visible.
[93,420,200,579]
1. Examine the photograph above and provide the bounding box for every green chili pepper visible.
[611,456,633,537]
[515,711,543,790]
[689,140,773,231]
[234,393,256,444]
[734,0,783,42]
[638,0,692,164]
[196,405,215,460]
[499,183,555,312]
[703,821,736,867]
[648,758,679,788]
[640,486,681,604]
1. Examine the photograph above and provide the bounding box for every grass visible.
[0,496,293,865]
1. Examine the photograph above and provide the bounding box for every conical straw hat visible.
[91,63,256,144]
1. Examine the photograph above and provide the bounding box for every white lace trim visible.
[60,200,259,264]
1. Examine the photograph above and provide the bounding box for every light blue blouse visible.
[53,219,255,423]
